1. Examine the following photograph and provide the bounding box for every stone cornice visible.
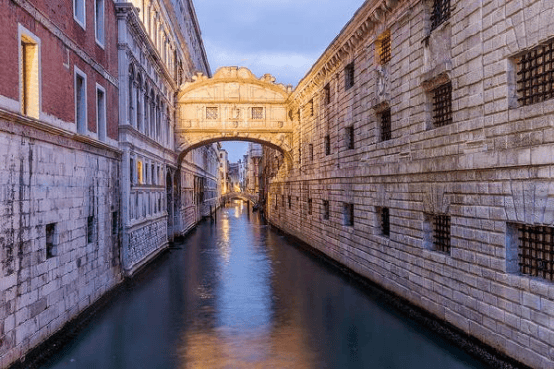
[290,0,406,104]
[13,0,118,87]
[0,109,121,160]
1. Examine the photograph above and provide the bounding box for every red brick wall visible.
[0,0,119,140]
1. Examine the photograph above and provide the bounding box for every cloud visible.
[205,40,320,86]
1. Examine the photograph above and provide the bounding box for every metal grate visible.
[325,135,331,155]
[379,31,391,65]
[345,62,355,90]
[517,40,554,106]
[433,214,450,253]
[288,195,292,209]
[432,82,452,128]
[381,109,391,141]
[323,200,330,220]
[308,198,312,215]
[518,225,554,281]
[381,207,390,237]
[252,107,264,119]
[431,0,450,31]
[206,106,218,120]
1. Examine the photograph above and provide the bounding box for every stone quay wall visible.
[0,112,122,368]
[266,0,554,367]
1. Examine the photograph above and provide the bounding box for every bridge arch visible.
[175,67,294,168]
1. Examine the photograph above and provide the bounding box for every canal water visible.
[46,201,486,368]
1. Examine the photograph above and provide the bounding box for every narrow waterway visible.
[46,201,486,368]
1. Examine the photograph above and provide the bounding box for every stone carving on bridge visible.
[176,67,294,167]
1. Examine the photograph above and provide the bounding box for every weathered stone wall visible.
[266,0,554,367]
[0,113,121,368]
[127,218,168,269]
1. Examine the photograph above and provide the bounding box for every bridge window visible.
[252,107,264,120]
[323,200,330,220]
[206,106,218,120]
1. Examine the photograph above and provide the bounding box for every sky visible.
[193,0,364,162]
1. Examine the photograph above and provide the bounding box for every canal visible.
[45,201,486,368]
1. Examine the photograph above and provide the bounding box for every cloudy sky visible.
[193,0,364,162]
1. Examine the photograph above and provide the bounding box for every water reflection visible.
[47,203,485,369]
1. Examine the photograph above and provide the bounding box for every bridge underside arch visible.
[175,67,294,170]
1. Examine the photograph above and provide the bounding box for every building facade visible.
[263,0,554,367]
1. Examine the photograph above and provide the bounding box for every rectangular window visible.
[433,214,451,254]
[288,195,291,209]
[275,194,278,210]
[112,211,118,235]
[73,0,86,29]
[432,82,452,128]
[130,158,135,185]
[309,144,314,161]
[377,30,391,65]
[345,62,355,90]
[308,99,314,117]
[20,32,40,119]
[96,85,106,141]
[282,194,285,208]
[323,200,330,220]
[431,0,450,32]
[308,198,312,215]
[325,135,331,155]
[344,203,354,226]
[75,67,87,134]
[381,109,391,141]
[516,39,554,106]
[87,216,94,244]
[508,224,554,282]
[95,0,105,47]
[137,161,143,184]
[346,126,354,150]
[46,223,57,259]
[206,106,218,120]
[324,83,331,105]
[380,207,390,237]
[252,107,264,119]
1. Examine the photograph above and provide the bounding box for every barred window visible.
[344,203,354,226]
[112,211,118,235]
[308,198,313,215]
[346,126,354,149]
[309,144,314,161]
[516,224,554,281]
[380,109,391,141]
[46,223,57,259]
[432,82,452,128]
[381,207,390,237]
[433,214,450,254]
[308,99,314,116]
[323,200,330,220]
[325,134,331,155]
[206,106,218,120]
[345,62,355,90]
[288,195,292,209]
[516,39,554,106]
[430,0,450,32]
[377,30,391,65]
[87,216,94,244]
[252,107,264,119]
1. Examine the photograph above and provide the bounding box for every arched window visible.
[156,96,161,141]
[144,83,149,135]
[150,89,155,138]
[136,73,143,131]
[128,64,135,127]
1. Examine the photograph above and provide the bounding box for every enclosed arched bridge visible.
[176,67,294,167]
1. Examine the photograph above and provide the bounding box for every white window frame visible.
[74,66,87,134]
[96,83,107,142]
[73,0,86,30]
[94,0,105,48]
[18,24,41,119]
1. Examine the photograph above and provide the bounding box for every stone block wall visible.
[266,0,554,367]
[0,113,121,368]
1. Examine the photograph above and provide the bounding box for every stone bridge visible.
[222,191,259,205]
[175,67,294,167]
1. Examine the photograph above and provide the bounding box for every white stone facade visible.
[264,0,554,367]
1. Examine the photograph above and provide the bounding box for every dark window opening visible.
[309,144,314,161]
[308,198,313,215]
[516,224,554,281]
[288,195,292,209]
[432,82,452,128]
[325,135,331,155]
[345,62,355,90]
[381,109,392,141]
[433,214,451,254]
[517,39,554,106]
[346,126,354,150]
[46,223,56,259]
[112,211,118,235]
[323,200,330,220]
[431,0,450,32]
[381,207,390,237]
[87,216,94,244]
[344,203,354,226]
[324,83,331,105]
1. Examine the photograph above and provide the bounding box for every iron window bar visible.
[379,31,391,65]
[517,39,554,106]
[430,0,450,32]
[381,109,391,141]
[433,214,450,254]
[518,224,554,281]
[432,82,452,128]
[381,208,390,237]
